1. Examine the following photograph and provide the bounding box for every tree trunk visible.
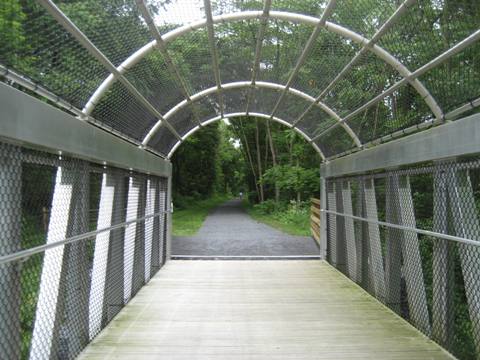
[296,158,301,204]
[255,119,265,202]
[238,119,260,198]
[266,120,280,203]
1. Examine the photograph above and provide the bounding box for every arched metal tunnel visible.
[0,0,479,359]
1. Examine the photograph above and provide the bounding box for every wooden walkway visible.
[79,260,454,360]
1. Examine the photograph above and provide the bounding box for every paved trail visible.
[172,199,319,256]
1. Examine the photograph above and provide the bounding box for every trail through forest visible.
[172,199,319,256]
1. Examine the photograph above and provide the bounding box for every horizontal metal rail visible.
[0,210,169,265]
[323,209,480,247]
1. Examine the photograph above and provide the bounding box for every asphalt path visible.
[172,199,319,256]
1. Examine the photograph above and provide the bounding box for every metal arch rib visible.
[81,10,445,141]
[141,81,361,148]
[203,0,225,117]
[135,0,202,128]
[166,112,326,161]
[310,29,480,142]
[245,0,272,115]
[36,0,182,142]
[293,0,425,127]
[269,0,337,119]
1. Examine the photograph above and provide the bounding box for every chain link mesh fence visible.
[325,157,480,360]
[0,140,170,359]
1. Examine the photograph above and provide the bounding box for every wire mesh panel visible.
[257,20,313,85]
[0,0,109,109]
[0,140,170,360]
[216,19,260,85]
[325,157,480,360]
[56,0,152,67]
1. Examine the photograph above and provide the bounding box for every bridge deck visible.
[79,260,454,360]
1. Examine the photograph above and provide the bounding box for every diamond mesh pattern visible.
[166,27,214,94]
[91,81,157,141]
[274,92,311,124]
[296,105,337,139]
[314,124,356,157]
[345,83,434,144]
[57,0,151,67]
[248,87,281,116]
[124,51,185,118]
[325,158,480,360]
[322,50,401,117]
[216,20,259,85]
[0,141,169,359]
[0,0,108,108]
[258,20,313,85]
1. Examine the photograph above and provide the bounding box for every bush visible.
[253,199,279,214]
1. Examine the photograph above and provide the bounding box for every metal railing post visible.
[340,180,358,282]
[30,166,77,359]
[123,177,140,304]
[432,164,455,348]
[105,173,127,322]
[319,176,328,259]
[88,172,116,340]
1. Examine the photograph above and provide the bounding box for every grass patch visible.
[172,194,231,236]
[243,199,311,236]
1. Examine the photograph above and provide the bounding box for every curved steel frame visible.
[166,111,327,161]
[80,10,444,151]
[142,81,361,147]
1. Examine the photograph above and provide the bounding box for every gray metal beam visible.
[0,82,171,178]
[321,113,480,178]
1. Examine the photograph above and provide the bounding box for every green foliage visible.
[261,164,319,200]
[245,199,310,236]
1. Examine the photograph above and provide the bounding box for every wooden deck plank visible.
[79,260,455,360]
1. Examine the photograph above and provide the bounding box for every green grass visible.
[243,200,311,237]
[172,194,231,236]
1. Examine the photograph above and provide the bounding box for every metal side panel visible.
[30,167,74,360]
[322,113,480,178]
[446,168,480,355]
[88,173,115,340]
[0,82,171,178]
[392,175,431,336]
[362,178,386,303]
[432,168,455,349]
